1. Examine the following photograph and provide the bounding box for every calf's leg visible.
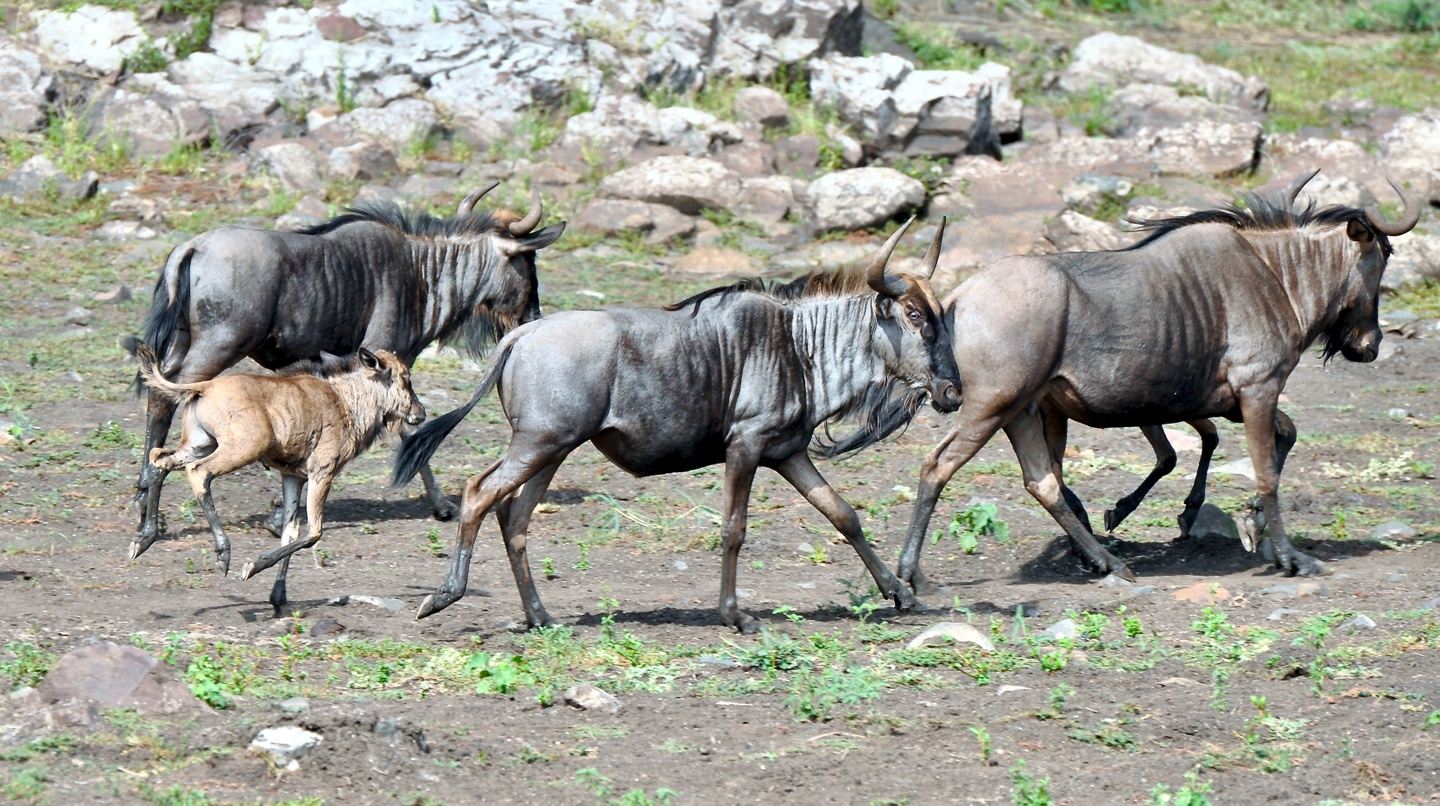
[241,474,332,584]
[265,475,304,615]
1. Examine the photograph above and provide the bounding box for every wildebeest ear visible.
[504,222,566,255]
[358,348,381,370]
[873,295,896,319]
[1346,219,1374,243]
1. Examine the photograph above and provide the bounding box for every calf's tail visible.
[132,343,207,400]
[127,243,195,396]
[392,342,514,487]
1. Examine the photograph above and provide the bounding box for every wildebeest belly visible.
[1044,373,1238,427]
[590,427,727,477]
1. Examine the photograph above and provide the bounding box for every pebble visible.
[349,594,406,613]
[1418,595,1440,612]
[1259,581,1329,599]
[64,307,91,327]
[564,683,621,714]
[996,685,1029,696]
[796,542,814,555]
[697,655,740,668]
[250,726,323,769]
[278,697,309,715]
[1341,614,1376,632]
[1369,521,1417,544]
[1040,618,1078,642]
[1266,608,1301,621]
[1386,408,1410,420]
[672,560,688,571]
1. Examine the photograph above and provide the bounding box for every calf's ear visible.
[358,348,381,370]
[873,295,896,320]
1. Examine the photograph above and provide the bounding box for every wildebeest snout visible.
[406,401,426,426]
[930,380,962,413]
[1342,327,1381,363]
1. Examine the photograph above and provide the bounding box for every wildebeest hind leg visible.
[776,453,918,613]
[180,468,231,575]
[1042,405,1094,534]
[1006,410,1135,581]
[132,394,177,558]
[1176,419,1218,538]
[1104,425,1176,532]
[417,450,556,621]
[494,458,565,629]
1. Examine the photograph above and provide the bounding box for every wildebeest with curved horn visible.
[126,185,565,564]
[394,218,963,632]
[879,170,1419,590]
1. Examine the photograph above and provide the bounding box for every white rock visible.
[32,4,146,74]
[259,142,326,193]
[598,156,742,215]
[1041,618,1078,642]
[1060,32,1267,111]
[733,86,790,128]
[1379,110,1440,204]
[334,99,439,152]
[906,622,994,652]
[250,725,323,768]
[0,38,54,135]
[805,167,925,231]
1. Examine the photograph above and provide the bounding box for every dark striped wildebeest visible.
[127,185,564,564]
[394,218,963,633]
[882,170,1420,591]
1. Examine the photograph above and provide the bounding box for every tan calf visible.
[133,344,424,614]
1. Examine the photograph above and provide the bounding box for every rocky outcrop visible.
[598,155,743,214]
[0,39,55,136]
[805,167,924,231]
[1379,110,1440,204]
[1059,32,1268,111]
[31,5,146,75]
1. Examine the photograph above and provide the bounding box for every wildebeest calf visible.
[134,344,424,614]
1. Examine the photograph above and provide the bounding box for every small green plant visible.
[784,665,885,721]
[335,52,356,113]
[970,724,993,764]
[1423,709,1440,730]
[574,540,592,571]
[0,641,55,690]
[808,542,830,565]
[839,579,883,623]
[542,557,558,579]
[424,526,445,557]
[464,651,534,695]
[1149,771,1214,806]
[126,39,169,73]
[933,501,1009,554]
[183,652,238,709]
[1035,683,1073,720]
[3,768,47,802]
[1010,761,1052,806]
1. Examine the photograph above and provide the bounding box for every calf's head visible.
[865,218,962,413]
[358,348,426,428]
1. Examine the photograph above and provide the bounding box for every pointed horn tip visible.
[508,186,543,236]
[1366,178,1421,237]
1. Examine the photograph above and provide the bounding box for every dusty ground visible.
[1,216,1439,806]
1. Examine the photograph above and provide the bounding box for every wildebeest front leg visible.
[898,409,1007,595]
[718,451,759,634]
[1104,425,1177,532]
[493,459,564,629]
[241,474,331,590]
[1177,419,1219,538]
[131,394,177,559]
[418,461,458,521]
[1237,405,1320,575]
[776,453,917,613]
[1006,410,1136,581]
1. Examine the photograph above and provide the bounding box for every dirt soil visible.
[1,222,1439,806]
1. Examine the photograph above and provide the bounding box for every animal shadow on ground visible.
[1015,531,1400,584]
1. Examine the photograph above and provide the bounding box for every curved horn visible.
[457,181,499,216]
[1282,168,1321,211]
[866,216,916,298]
[1365,178,1421,237]
[921,216,947,278]
[508,187,542,236]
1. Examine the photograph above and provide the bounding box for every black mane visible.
[1126,192,1394,257]
[665,271,868,317]
[299,202,501,239]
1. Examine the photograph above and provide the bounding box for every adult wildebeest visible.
[394,219,963,632]
[127,185,564,564]
[880,170,1419,591]
[135,344,423,614]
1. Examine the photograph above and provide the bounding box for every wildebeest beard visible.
[813,378,928,458]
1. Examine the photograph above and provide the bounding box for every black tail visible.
[392,344,514,487]
[129,246,194,396]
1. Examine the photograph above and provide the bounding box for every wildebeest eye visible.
[906,308,923,323]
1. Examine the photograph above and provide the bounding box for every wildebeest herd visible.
[122,170,1421,633]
